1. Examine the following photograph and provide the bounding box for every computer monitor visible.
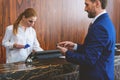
[25,50,62,63]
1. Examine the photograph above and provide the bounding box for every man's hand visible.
[57,41,75,50]
[57,41,76,55]
[57,45,68,56]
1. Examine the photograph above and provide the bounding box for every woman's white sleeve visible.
[33,31,44,51]
[2,27,14,49]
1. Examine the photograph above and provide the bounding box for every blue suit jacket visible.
[66,13,116,80]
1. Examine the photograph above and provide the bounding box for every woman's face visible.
[22,16,37,27]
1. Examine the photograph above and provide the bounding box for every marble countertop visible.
[0,58,79,80]
[0,58,70,74]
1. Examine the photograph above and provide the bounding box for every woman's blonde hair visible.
[13,8,37,35]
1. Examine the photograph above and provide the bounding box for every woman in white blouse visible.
[2,8,43,63]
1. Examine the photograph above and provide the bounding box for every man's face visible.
[84,0,96,18]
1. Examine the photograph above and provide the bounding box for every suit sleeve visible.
[65,25,108,67]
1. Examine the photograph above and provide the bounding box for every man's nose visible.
[84,7,87,11]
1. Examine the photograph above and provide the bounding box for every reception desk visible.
[115,44,120,80]
[0,50,79,80]
[1,49,120,80]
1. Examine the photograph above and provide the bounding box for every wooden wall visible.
[112,0,120,42]
[0,0,119,63]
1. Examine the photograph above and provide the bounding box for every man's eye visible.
[85,3,88,6]
[29,20,34,23]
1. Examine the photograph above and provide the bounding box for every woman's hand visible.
[13,43,24,49]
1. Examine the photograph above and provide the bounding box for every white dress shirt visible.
[91,10,107,24]
[2,25,43,63]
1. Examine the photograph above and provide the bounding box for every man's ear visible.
[95,0,101,8]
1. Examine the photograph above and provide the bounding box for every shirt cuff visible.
[73,43,77,50]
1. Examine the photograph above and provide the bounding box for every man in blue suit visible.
[57,0,116,80]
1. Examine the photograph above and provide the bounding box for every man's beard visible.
[88,9,96,18]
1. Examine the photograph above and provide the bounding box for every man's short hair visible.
[91,0,107,9]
